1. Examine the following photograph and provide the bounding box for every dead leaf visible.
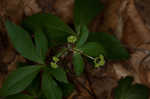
[23,0,42,16]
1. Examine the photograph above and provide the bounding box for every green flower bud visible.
[94,54,105,68]
[67,35,77,43]
[53,56,59,63]
[50,62,58,69]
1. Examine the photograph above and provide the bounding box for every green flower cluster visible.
[50,57,60,68]
[94,55,105,68]
[67,35,77,43]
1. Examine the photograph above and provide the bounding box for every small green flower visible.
[67,35,77,43]
[50,62,58,69]
[94,54,105,68]
[53,56,59,63]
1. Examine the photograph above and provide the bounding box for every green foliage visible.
[73,52,84,76]
[22,13,74,34]
[49,67,68,83]
[22,13,75,47]
[80,42,105,57]
[114,76,150,99]
[88,32,130,60]
[34,29,48,61]
[2,0,132,98]
[25,76,41,97]
[0,66,42,96]
[5,93,33,99]
[42,71,62,99]
[5,20,44,64]
[74,0,103,32]
[76,26,89,47]
[60,83,75,97]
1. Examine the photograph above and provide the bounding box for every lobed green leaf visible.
[34,29,48,61]
[114,76,150,99]
[22,13,75,47]
[0,65,42,96]
[5,93,33,99]
[88,32,130,60]
[74,0,103,32]
[5,20,44,64]
[49,67,68,83]
[42,70,62,99]
[76,26,89,47]
[73,53,84,76]
[80,42,105,57]
[59,83,75,97]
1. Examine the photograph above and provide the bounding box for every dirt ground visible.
[0,0,150,98]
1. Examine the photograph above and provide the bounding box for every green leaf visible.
[5,93,33,99]
[42,70,62,99]
[59,83,75,97]
[34,29,48,61]
[114,77,134,99]
[80,42,105,57]
[5,20,43,64]
[22,13,75,47]
[74,0,103,32]
[25,75,41,97]
[88,32,130,60]
[37,95,46,99]
[0,65,42,96]
[76,26,89,47]
[114,76,150,99]
[49,67,68,83]
[73,53,84,76]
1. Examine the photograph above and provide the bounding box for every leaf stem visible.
[56,47,68,58]
[73,48,95,60]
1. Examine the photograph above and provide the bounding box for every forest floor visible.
[0,0,150,99]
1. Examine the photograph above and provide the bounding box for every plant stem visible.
[73,48,95,60]
[56,47,68,58]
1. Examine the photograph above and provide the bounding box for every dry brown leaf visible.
[122,0,150,47]
[84,63,118,98]
[23,0,42,16]
[0,0,24,23]
[36,0,74,23]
